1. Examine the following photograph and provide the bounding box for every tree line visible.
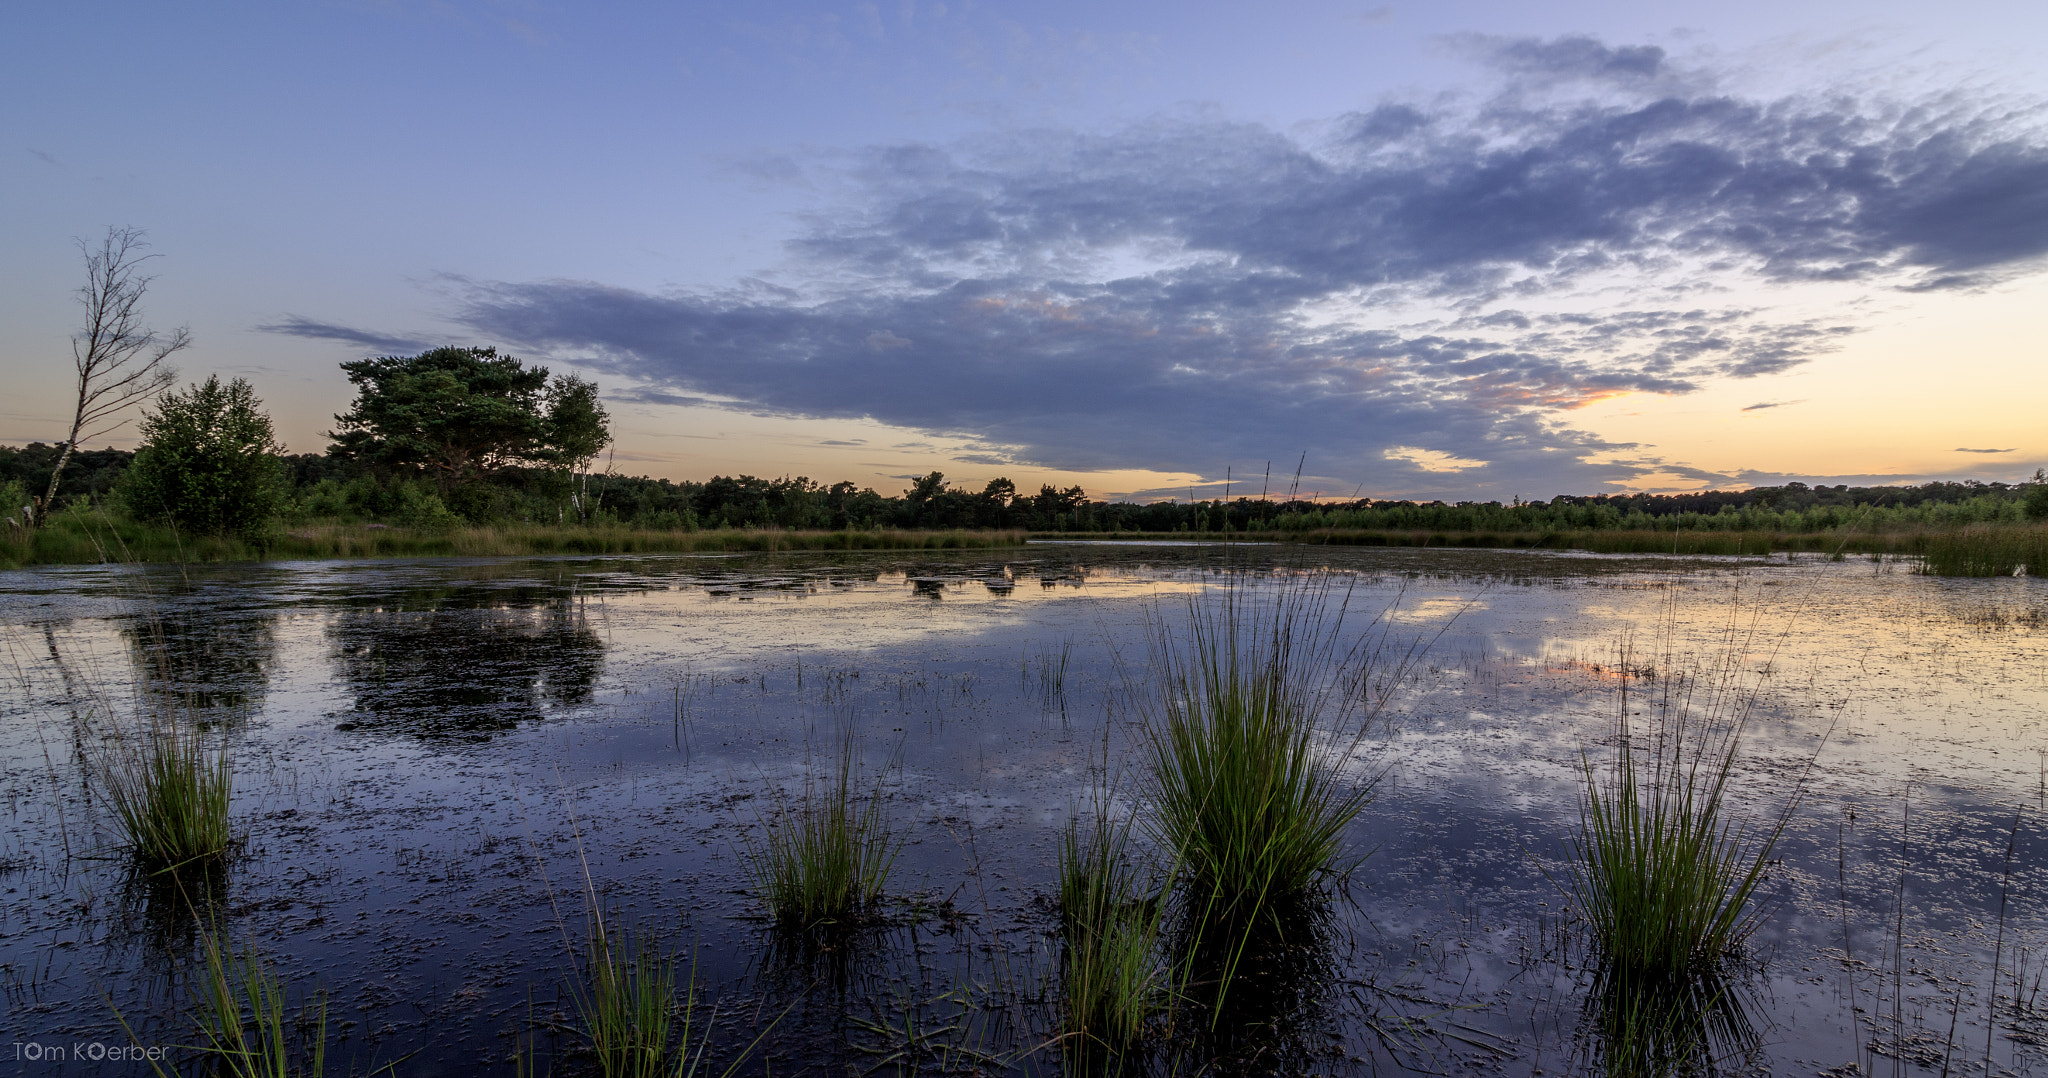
[12,425,2048,537]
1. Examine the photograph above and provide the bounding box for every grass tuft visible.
[1565,642,1801,979]
[162,931,328,1078]
[1140,584,1377,928]
[1058,803,1162,1052]
[574,925,704,1078]
[745,744,901,929]
[102,706,233,871]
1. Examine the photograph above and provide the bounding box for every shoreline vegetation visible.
[7,427,2047,574]
[1041,522,2048,572]
[6,508,2048,575]
[0,512,1029,567]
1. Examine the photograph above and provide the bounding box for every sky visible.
[4,1,2046,503]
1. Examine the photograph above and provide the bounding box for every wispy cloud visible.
[1955,446,2017,453]
[257,316,431,356]
[1741,399,1808,412]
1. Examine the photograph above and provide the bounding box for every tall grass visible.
[1031,522,2048,575]
[189,933,329,1078]
[1058,803,1162,1052]
[1,506,1026,568]
[1918,524,2048,576]
[116,930,329,1078]
[1139,583,1381,927]
[102,706,233,870]
[744,744,901,929]
[574,925,705,1078]
[1565,645,1803,978]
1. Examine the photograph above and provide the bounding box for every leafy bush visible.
[394,483,462,532]
[120,376,287,538]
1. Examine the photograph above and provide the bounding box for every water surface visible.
[4,545,2046,1075]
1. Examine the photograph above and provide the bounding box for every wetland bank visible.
[4,543,2047,1076]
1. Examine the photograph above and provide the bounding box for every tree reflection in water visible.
[123,609,279,717]
[328,590,603,739]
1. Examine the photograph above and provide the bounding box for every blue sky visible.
[5,1,2046,501]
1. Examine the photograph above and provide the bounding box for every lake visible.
[4,544,2045,1075]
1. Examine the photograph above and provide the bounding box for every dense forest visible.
[7,438,2043,535]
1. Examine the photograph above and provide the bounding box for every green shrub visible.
[394,483,462,531]
[119,376,288,538]
[2025,470,2048,521]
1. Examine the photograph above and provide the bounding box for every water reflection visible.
[328,590,603,739]
[122,609,279,716]
[1582,965,1762,1078]
[110,860,230,1000]
[1163,897,1343,1076]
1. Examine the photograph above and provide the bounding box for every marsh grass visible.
[192,933,329,1078]
[745,743,901,930]
[572,924,705,1078]
[1139,582,1388,929]
[1131,576,1419,1042]
[1058,802,1163,1053]
[116,929,331,1078]
[1566,630,1813,981]
[102,704,233,871]
[1918,524,2048,577]
[1032,522,2048,575]
[1,507,1026,568]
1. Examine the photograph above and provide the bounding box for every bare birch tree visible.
[34,227,190,527]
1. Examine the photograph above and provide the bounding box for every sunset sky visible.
[4,1,2045,502]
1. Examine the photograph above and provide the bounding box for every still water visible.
[3,544,2046,1075]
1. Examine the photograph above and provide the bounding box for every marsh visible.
[3,545,2044,1075]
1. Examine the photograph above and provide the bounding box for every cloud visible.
[1741,399,1808,411]
[1383,446,1488,472]
[320,37,2048,495]
[258,316,432,355]
[1955,446,2016,453]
